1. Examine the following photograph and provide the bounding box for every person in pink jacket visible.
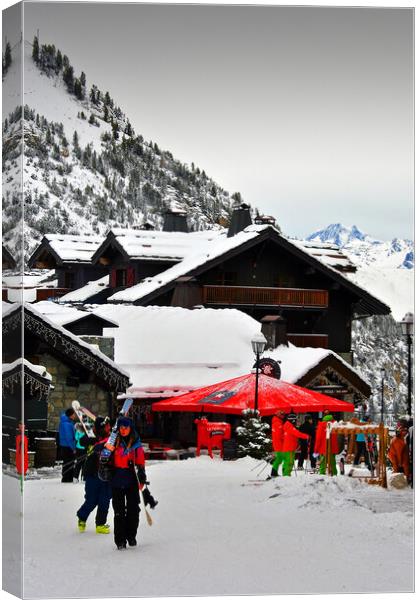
[270,412,309,477]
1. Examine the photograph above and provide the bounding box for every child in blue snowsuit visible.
[76,417,112,534]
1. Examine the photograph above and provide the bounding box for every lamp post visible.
[251,334,267,413]
[400,312,414,417]
[380,367,386,424]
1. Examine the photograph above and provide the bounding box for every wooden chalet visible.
[108,206,390,357]
[90,224,221,293]
[2,303,130,430]
[27,234,107,298]
[2,244,17,270]
[2,359,53,431]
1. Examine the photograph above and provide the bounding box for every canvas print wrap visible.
[2,2,414,598]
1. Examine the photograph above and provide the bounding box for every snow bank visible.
[7,456,413,597]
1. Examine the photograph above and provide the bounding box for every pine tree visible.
[74,78,82,99]
[56,49,63,72]
[112,121,119,140]
[3,42,11,74]
[32,36,39,63]
[232,192,243,205]
[90,85,97,104]
[103,105,109,122]
[236,409,272,460]
[63,64,74,92]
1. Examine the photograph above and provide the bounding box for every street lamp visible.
[251,334,267,412]
[400,312,414,417]
[380,367,386,424]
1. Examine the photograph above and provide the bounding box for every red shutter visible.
[110,269,117,288]
[126,267,135,287]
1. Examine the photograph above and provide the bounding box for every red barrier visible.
[194,418,231,459]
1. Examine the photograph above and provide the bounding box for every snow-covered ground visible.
[3,457,413,598]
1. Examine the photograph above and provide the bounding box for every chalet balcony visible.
[287,334,329,348]
[202,285,329,308]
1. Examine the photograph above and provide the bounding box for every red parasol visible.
[152,372,354,416]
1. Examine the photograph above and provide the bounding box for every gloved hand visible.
[137,466,147,484]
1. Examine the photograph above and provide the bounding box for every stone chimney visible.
[227,203,253,237]
[163,209,189,233]
[261,315,288,349]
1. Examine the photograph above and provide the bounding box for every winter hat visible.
[117,416,133,429]
[287,413,297,423]
[322,414,333,422]
[94,416,108,432]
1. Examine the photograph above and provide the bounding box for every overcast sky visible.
[7,2,416,239]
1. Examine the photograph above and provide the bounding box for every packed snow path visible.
[5,456,414,597]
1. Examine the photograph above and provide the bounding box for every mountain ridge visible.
[2,39,235,262]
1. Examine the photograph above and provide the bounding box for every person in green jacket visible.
[314,414,339,475]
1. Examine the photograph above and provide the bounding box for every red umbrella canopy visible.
[152,372,354,416]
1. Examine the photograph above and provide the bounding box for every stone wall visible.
[80,336,115,360]
[35,352,111,430]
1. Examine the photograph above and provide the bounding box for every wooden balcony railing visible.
[202,285,329,308]
[287,334,329,348]
[36,288,70,302]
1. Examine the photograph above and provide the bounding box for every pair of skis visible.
[72,400,95,438]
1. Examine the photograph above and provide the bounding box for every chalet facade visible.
[27,233,107,298]
[2,303,130,430]
[107,210,389,358]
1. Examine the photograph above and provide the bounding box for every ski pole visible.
[256,460,270,478]
[132,464,153,527]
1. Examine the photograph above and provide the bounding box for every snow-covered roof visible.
[2,270,57,303]
[108,225,270,303]
[88,304,369,399]
[2,358,52,381]
[95,228,223,262]
[3,303,130,389]
[265,344,366,390]
[58,275,110,303]
[294,240,356,272]
[33,234,104,264]
[33,300,119,328]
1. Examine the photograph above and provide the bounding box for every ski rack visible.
[326,421,389,488]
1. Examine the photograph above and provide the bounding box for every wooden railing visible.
[202,285,329,308]
[287,334,329,348]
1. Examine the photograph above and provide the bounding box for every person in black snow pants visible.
[76,416,112,534]
[106,417,147,550]
[297,414,316,470]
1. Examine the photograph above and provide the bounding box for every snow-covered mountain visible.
[307,223,413,270]
[2,38,234,261]
[306,223,414,322]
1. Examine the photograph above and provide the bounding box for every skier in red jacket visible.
[107,417,147,550]
[270,412,309,477]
